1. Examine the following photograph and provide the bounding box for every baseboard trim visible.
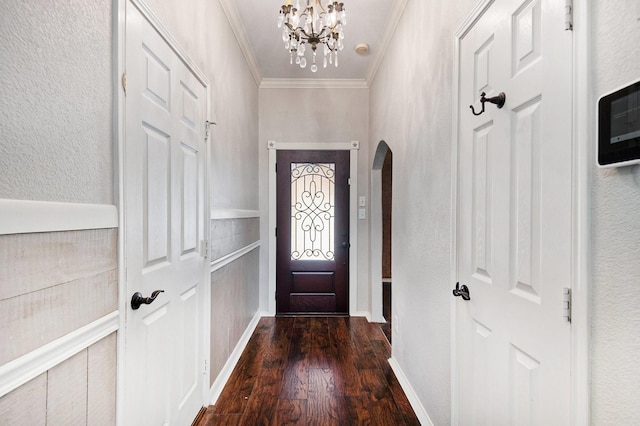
[208,310,265,405]
[0,311,119,398]
[351,310,372,322]
[0,199,118,235]
[388,356,434,426]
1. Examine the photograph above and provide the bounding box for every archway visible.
[371,141,392,341]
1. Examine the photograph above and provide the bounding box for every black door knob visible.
[453,282,470,301]
[341,242,350,248]
[131,290,164,310]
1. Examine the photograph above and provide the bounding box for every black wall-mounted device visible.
[598,79,640,168]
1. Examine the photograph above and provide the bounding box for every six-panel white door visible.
[123,2,207,424]
[456,0,573,423]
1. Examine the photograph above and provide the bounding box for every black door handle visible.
[341,242,350,248]
[131,290,164,310]
[453,282,470,301]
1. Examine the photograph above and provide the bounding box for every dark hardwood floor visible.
[196,316,419,426]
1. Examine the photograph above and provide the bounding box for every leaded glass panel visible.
[290,162,335,261]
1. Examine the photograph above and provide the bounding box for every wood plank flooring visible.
[197,316,419,426]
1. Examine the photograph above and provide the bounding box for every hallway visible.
[197,317,419,425]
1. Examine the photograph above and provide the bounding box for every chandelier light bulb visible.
[277,0,347,72]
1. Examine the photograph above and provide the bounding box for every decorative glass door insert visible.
[290,162,335,260]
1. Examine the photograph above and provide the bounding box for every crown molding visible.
[260,78,368,89]
[365,0,409,86]
[218,0,262,86]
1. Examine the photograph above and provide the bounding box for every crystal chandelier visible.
[277,0,347,72]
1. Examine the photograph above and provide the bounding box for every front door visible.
[455,0,572,423]
[123,2,208,424]
[276,150,350,314]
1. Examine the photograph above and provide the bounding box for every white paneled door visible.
[123,2,208,424]
[455,0,572,424]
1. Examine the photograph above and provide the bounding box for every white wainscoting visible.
[0,311,119,398]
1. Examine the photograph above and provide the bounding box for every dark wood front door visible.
[276,150,350,314]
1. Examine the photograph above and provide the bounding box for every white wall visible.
[258,87,370,314]
[0,0,113,204]
[591,1,640,423]
[143,0,259,211]
[369,0,476,424]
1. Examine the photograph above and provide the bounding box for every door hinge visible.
[562,287,572,323]
[275,163,278,173]
[348,177,352,186]
[275,227,278,238]
[565,0,573,31]
[121,71,127,96]
[204,359,208,374]
[201,240,209,258]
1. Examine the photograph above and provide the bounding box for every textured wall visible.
[369,0,475,424]
[591,1,640,423]
[0,0,113,204]
[258,87,370,313]
[0,333,116,425]
[143,0,260,211]
[210,249,260,385]
[210,218,259,260]
[0,229,118,364]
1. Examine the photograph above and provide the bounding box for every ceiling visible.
[221,0,407,86]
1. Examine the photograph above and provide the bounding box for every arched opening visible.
[371,141,392,342]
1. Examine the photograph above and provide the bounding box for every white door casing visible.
[123,1,209,424]
[454,0,572,424]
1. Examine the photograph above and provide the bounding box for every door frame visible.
[115,0,212,423]
[449,0,591,424]
[267,141,360,316]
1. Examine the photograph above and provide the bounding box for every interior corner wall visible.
[368,0,476,424]
[0,1,117,424]
[258,87,370,314]
[590,1,640,423]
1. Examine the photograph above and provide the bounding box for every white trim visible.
[211,209,260,219]
[388,357,434,426]
[365,0,409,85]
[0,199,118,235]
[208,311,264,404]
[218,0,262,87]
[571,0,591,423]
[260,78,368,89]
[0,311,119,398]
[350,311,372,321]
[267,140,359,316]
[114,0,126,424]
[210,241,261,273]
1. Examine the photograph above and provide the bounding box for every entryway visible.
[371,141,393,341]
[276,150,351,314]
[267,141,360,316]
